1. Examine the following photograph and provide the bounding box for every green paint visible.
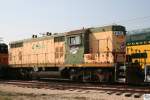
[131,53,147,58]
[32,44,45,50]
[126,31,150,46]
[90,25,125,33]
[65,46,84,64]
[65,33,85,64]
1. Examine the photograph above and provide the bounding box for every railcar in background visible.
[8,25,126,82]
[126,28,150,83]
[0,43,8,77]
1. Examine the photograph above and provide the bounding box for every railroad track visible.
[0,79,149,98]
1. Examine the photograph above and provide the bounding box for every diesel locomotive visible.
[8,25,126,82]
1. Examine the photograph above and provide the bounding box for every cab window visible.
[69,35,81,45]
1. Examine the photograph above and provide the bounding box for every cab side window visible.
[69,36,81,45]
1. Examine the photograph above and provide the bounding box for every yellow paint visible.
[127,44,150,69]
[10,63,113,68]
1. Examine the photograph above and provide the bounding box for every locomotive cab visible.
[65,29,89,65]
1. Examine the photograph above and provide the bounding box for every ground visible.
[0,84,144,100]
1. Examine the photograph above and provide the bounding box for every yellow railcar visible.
[126,29,150,82]
[126,31,150,69]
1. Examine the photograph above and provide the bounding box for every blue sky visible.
[0,0,150,43]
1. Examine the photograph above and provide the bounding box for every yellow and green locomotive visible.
[8,25,126,82]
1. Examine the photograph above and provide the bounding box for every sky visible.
[0,0,150,43]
